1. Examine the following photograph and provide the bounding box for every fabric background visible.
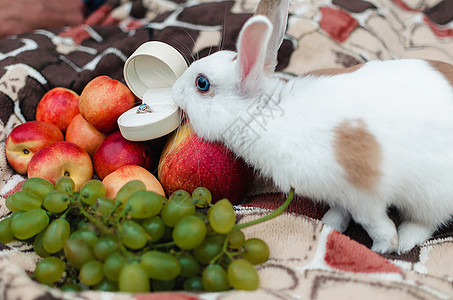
[1,0,453,299]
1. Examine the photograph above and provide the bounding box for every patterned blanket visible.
[1,0,453,299]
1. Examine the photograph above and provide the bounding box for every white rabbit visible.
[172,0,453,254]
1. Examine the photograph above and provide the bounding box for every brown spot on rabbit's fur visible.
[426,60,453,87]
[304,64,364,77]
[333,119,382,192]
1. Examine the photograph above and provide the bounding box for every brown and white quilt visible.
[1,0,453,299]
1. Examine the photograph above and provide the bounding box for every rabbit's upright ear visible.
[255,0,289,72]
[236,15,273,94]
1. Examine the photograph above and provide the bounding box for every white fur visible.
[172,3,453,254]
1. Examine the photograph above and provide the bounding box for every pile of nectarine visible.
[5,75,255,203]
[5,75,163,196]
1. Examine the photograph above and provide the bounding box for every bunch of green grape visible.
[0,176,294,293]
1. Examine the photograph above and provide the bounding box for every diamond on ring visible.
[136,103,152,114]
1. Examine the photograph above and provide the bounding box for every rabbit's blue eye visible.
[196,75,210,92]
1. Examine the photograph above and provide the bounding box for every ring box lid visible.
[119,41,188,141]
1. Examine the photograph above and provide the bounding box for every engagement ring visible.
[136,103,152,114]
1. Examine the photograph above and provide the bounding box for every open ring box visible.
[118,41,188,141]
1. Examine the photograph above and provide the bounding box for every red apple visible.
[79,75,136,134]
[158,122,254,204]
[36,87,79,133]
[93,131,153,180]
[5,121,64,174]
[27,141,93,190]
[102,165,165,199]
[65,114,106,157]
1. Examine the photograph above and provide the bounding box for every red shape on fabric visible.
[101,16,121,26]
[423,16,453,38]
[135,293,200,300]
[391,0,419,12]
[84,5,114,26]
[1,180,25,198]
[319,6,359,43]
[325,230,401,273]
[59,25,91,45]
[123,20,147,30]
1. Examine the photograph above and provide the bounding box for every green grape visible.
[194,211,209,223]
[125,190,164,219]
[119,220,149,250]
[93,278,118,291]
[55,176,75,194]
[115,180,146,205]
[152,279,175,291]
[80,180,106,205]
[22,177,54,200]
[118,262,150,293]
[64,237,95,269]
[193,234,225,265]
[43,190,69,213]
[78,220,90,230]
[71,229,99,247]
[0,216,13,244]
[5,194,18,212]
[173,215,207,250]
[104,251,126,282]
[192,187,212,208]
[169,189,192,202]
[161,190,195,227]
[202,264,230,292]
[227,259,259,290]
[93,236,118,262]
[142,216,165,242]
[10,191,42,211]
[178,253,200,278]
[18,183,282,292]
[9,211,23,224]
[140,250,181,281]
[183,276,204,291]
[93,197,117,217]
[79,260,104,286]
[60,283,82,292]
[242,238,270,265]
[10,208,49,240]
[43,218,71,253]
[208,199,236,234]
[227,229,245,249]
[33,230,50,258]
[34,256,65,285]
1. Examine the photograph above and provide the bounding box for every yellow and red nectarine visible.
[6,121,64,174]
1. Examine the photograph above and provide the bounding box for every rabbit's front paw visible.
[371,234,398,254]
[397,221,434,254]
[322,206,351,233]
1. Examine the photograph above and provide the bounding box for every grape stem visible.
[119,243,139,261]
[60,207,71,219]
[108,201,123,219]
[209,235,229,265]
[76,201,113,237]
[150,241,176,249]
[233,187,295,231]
[114,205,132,224]
[76,200,136,261]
